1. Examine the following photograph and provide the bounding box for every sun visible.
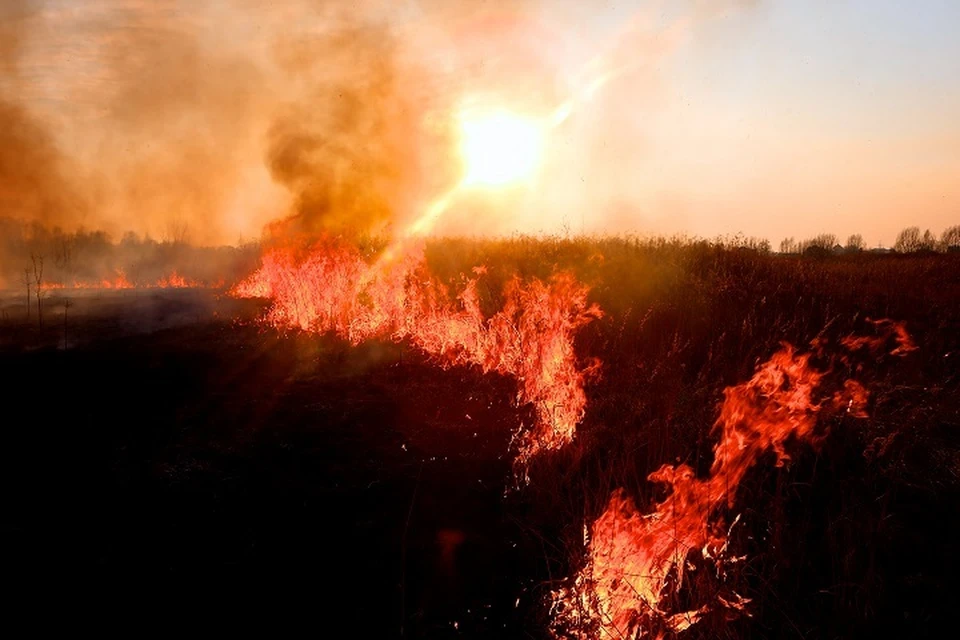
[458,109,544,187]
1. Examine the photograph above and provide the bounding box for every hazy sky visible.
[4,0,959,246]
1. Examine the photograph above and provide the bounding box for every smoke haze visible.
[2,0,957,247]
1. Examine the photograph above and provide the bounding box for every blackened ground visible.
[1,291,545,636]
[2,246,959,640]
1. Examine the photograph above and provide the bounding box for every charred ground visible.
[2,240,959,638]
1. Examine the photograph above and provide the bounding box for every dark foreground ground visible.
[2,290,540,635]
[1,247,959,637]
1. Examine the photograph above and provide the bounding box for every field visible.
[2,238,959,637]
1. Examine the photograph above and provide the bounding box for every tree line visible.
[779,225,960,256]
[0,217,260,291]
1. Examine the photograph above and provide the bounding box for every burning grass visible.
[230,237,602,464]
[549,330,913,638]
[4,236,958,638]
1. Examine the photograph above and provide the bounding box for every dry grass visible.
[419,235,960,638]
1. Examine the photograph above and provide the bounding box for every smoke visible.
[0,0,87,228]
[1,0,469,244]
[263,19,457,239]
[74,0,278,245]
[1,0,767,245]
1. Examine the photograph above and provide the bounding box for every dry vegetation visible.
[2,234,958,638]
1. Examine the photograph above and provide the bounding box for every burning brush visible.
[231,237,601,465]
[550,320,917,639]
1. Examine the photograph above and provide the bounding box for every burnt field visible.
[2,240,959,638]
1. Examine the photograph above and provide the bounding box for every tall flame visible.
[231,238,601,461]
[551,323,915,638]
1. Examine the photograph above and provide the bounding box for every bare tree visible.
[55,235,76,283]
[31,254,45,327]
[799,233,838,257]
[942,225,960,252]
[920,229,937,252]
[845,234,865,252]
[164,218,191,245]
[809,233,838,250]
[894,226,921,253]
[22,268,31,321]
[779,237,797,254]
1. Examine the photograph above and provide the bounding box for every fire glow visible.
[231,238,601,462]
[43,270,215,290]
[550,321,918,638]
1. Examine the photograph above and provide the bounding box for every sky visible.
[2,0,958,246]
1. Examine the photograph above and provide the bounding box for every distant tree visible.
[22,268,31,321]
[942,225,960,252]
[31,254,44,327]
[845,234,865,252]
[55,234,76,283]
[920,229,937,252]
[799,233,837,258]
[164,218,191,245]
[894,226,922,253]
[811,233,838,249]
[120,231,141,248]
[779,237,797,254]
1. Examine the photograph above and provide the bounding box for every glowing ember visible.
[230,238,601,461]
[551,325,914,638]
[459,109,545,187]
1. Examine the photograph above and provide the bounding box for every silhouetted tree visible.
[845,234,865,252]
[812,233,838,249]
[164,218,191,245]
[779,237,797,254]
[22,268,31,321]
[920,229,937,252]
[942,225,960,252]
[800,233,837,257]
[31,254,44,327]
[894,226,922,253]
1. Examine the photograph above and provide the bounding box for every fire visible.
[551,325,915,638]
[231,238,601,461]
[459,108,545,187]
[156,271,199,288]
[840,318,918,357]
[43,270,216,290]
[100,269,134,289]
[46,269,134,289]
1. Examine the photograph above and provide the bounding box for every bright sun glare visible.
[459,109,544,187]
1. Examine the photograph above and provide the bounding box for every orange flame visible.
[155,271,199,288]
[103,269,134,289]
[550,324,915,638]
[61,269,135,289]
[48,269,216,290]
[230,238,601,460]
[840,318,918,356]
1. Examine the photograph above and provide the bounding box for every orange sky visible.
[2,0,958,246]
